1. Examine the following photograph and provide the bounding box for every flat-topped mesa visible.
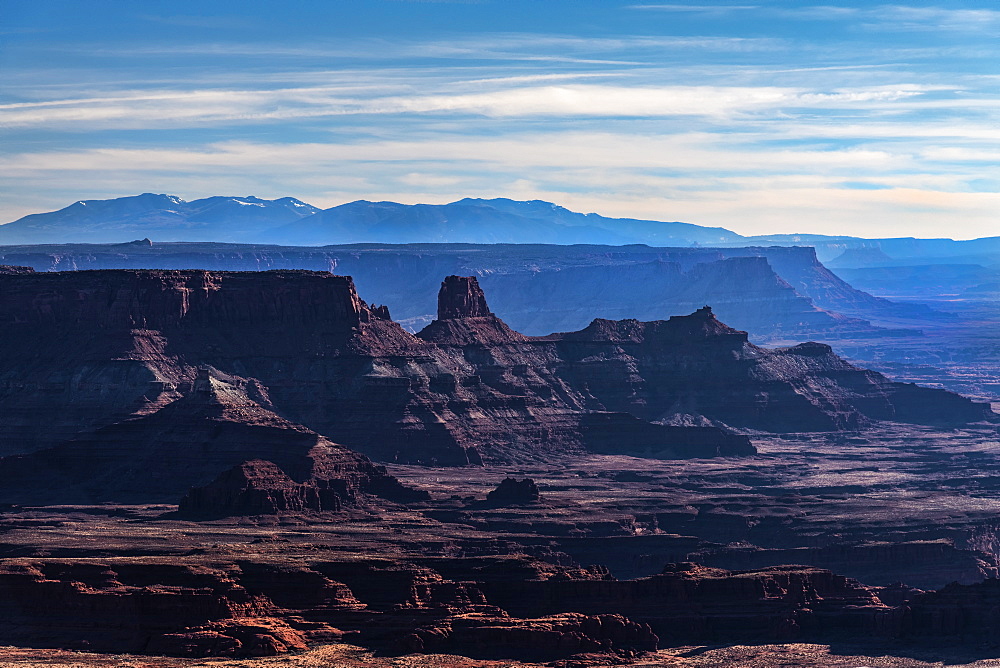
[0,269,992,476]
[549,305,749,345]
[418,275,528,345]
[0,269,370,331]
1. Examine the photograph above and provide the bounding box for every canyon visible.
[0,266,997,667]
[6,239,998,408]
[0,241,925,339]
[0,268,985,474]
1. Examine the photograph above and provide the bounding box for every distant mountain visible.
[0,194,743,246]
[0,194,320,244]
[3,195,997,266]
[262,197,745,246]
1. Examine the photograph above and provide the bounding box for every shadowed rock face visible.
[0,365,424,508]
[486,478,541,505]
[179,459,346,516]
[0,269,991,498]
[0,241,936,340]
[907,578,1000,639]
[0,269,754,472]
[0,555,899,660]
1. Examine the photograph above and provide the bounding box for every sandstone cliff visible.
[0,270,989,492]
[0,556,900,659]
[0,241,931,339]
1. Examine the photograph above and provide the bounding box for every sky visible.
[1,0,999,239]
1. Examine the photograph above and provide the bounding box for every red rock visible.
[438,275,493,319]
[146,630,242,657]
[402,612,658,660]
[0,269,988,486]
[0,365,426,509]
[486,477,542,505]
[475,562,894,644]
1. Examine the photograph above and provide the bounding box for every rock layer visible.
[0,365,423,508]
[0,241,932,340]
[0,555,913,660]
[0,270,990,493]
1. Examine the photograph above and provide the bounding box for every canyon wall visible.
[0,270,990,506]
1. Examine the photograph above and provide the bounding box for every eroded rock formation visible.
[0,556,659,661]
[0,555,911,660]
[0,365,425,508]
[486,478,542,505]
[0,241,934,340]
[0,269,990,504]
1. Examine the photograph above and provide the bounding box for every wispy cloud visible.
[34,32,785,62]
[0,82,943,129]
[630,3,1000,33]
[860,6,1000,33]
[2,3,999,239]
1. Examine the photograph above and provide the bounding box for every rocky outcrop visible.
[0,555,658,660]
[478,562,895,643]
[906,578,1000,639]
[178,460,346,515]
[0,560,281,655]
[0,240,930,340]
[146,618,309,657]
[543,307,989,432]
[15,548,1000,659]
[486,478,542,505]
[0,269,990,484]
[0,269,391,458]
[0,365,425,508]
[399,612,658,660]
[692,539,1000,590]
[417,275,528,345]
[0,269,752,471]
[438,275,493,319]
[0,265,33,274]
[0,554,907,660]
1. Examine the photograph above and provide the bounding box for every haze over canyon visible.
[0,191,995,668]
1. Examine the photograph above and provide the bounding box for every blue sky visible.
[2,1,999,238]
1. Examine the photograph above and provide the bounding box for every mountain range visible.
[0,194,320,244]
[4,194,998,265]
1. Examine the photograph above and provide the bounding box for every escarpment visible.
[0,269,991,505]
[0,240,938,339]
[0,555,910,659]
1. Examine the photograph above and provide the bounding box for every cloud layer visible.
[1,3,998,239]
